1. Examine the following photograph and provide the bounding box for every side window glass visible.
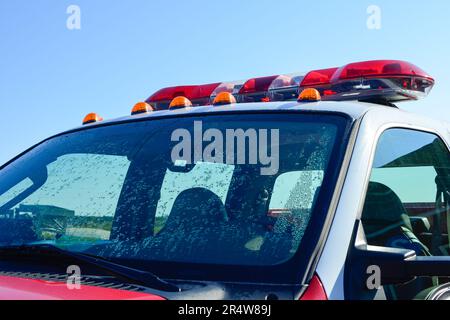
[266,170,323,254]
[269,170,323,211]
[0,178,33,208]
[0,154,130,244]
[361,128,450,300]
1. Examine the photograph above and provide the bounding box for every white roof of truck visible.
[78,100,448,137]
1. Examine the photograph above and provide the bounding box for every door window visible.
[360,128,450,299]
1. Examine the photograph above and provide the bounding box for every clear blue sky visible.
[1,0,449,164]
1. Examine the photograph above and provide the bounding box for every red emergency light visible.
[238,75,279,103]
[300,60,434,103]
[332,60,432,81]
[300,68,338,87]
[147,83,220,110]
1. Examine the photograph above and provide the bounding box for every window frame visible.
[346,124,450,300]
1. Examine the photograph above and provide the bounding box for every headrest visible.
[362,182,410,228]
[164,187,228,229]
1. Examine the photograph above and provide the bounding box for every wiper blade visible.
[0,244,179,292]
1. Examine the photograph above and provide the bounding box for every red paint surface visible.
[0,275,165,300]
[299,274,328,300]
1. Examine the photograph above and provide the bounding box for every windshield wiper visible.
[0,244,180,292]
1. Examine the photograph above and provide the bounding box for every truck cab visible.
[0,60,449,300]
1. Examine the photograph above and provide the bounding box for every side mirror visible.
[346,221,450,299]
[352,245,417,285]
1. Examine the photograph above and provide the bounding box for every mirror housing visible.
[353,244,417,285]
[346,221,450,299]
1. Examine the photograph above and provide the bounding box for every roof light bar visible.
[146,60,434,109]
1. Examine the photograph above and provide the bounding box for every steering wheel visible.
[425,283,450,300]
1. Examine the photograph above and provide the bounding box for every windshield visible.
[0,113,349,279]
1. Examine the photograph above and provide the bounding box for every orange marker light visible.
[131,102,153,115]
[298,88,321,102]
[82,113,103,125]
[213,92,237,106]
[169,96,193,109]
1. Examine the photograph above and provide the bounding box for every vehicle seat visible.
[362,182,431,256]
[362,182,434,299]
[140,188,230,262]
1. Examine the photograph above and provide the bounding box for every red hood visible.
[0,276,165,300]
